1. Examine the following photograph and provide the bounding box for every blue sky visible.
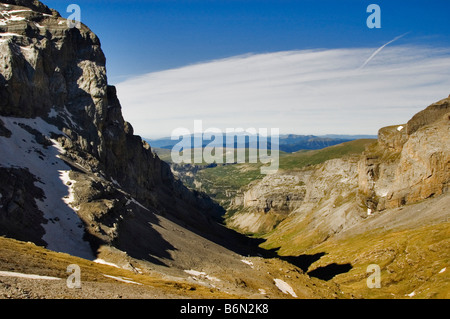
[43,0,450,83]
[41,1,450,138]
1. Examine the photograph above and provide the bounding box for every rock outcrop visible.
[358,96,450,211]
[0,0,237,268]
[227,172,309,234]
[1,1,449,299]
[229,155,365,237]
[0,167,46,246]
[232,96,449,254]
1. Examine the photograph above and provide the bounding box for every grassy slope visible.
[279,139,376,171]
[260,192,450,299]
[307,221,450,299]
[155,139,376,170]
[0,235,350,299]
[0,236,235,299]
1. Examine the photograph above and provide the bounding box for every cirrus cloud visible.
[116,45,450,138]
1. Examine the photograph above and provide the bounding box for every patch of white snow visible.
[94,259,120,269]
[241,259,254,268]
[274,279,297,298]
[0,116,94,260]
[0,271,61,281]
[126,197,149,211]
[0,32,23,37]
[102,274,142,285]
[184,269,221,282]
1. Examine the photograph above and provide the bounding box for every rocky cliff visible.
[227,172,309,234]
[230,96,449,254]
[0,0,240,268]
[228,155,365,241]
[0,0,448,299]
[0,2,354,300]
[358,96,450,211]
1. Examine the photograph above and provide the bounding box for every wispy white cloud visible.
[116,45,450,138]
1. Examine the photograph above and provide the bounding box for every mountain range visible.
[146,134,377,154]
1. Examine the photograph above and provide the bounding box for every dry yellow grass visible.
[306,222,450,299]
[0,236,237,299]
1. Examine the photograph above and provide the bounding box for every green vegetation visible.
[307,222,450,299]
[154,139,376,211]
[193,162,265,206]
[152,147,172,163]
[279,139,376,171]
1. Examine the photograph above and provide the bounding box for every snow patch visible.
[0,32,23,37]
[50,138,67,155]
[94,259,120,268]
[60,170,79,211]
[439,267,446,274]
[274,279,297,298]
[47,106,80,131]
[378,190,389,198]
[241,259,254,268]
[0,10,27,24]
[8,15,26,21]
[47,108,58,119]
[184,269,221,282]
[126,197,149,211]
[110,177,121,187]
[0,116,94,260]
[6,10,32,14]
[102,274,142,285]
[397,126,404,132]
[184,269,205,277]
[0,271,61,281]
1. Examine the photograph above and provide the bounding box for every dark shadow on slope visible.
[0,19,264,266]
[0,167,47,247]
[280,253,326,272]
[62,158,176,267]
[114,204,176,267]
[143,162,273,260]
[307,263,353,281]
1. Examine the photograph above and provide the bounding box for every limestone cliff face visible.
[232,97,449,252]
[0,0,227,264]
[228,172,309,234]
[229,157,364,235]
[358,96,450,211]
[0,1,162,201]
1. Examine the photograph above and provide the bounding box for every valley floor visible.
[0,236,231,299]
[264,193,450,299]
[0,190,448,300]
[0,235,341,299]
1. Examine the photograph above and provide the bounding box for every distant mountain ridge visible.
[146,134,377,153]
